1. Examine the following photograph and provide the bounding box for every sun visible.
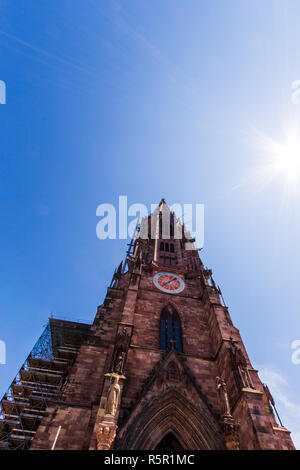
[269,137,300,183]
[252,122,300,189]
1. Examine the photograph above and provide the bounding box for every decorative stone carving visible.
[167,361,180,382]
[96,421,117,450]
[229,340,254,390]
[114,351,125,374]
[220,415,240,450]
[116,327,131,347]
[111,325,132,374]
[203,268,214,286]
[216,376,240,450]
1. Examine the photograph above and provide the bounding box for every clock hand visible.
[163,277,176,286]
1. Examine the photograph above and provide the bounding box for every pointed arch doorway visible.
[116,389,226,450]
[155,432,183,451]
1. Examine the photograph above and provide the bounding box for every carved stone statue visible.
[114,351,125,374]
[229,340,254,390]
[105,375,120,418]
[216,376,231,417]
[111,326,131,374]
[216,376,240,449]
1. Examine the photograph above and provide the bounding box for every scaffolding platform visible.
[0,317,91,450]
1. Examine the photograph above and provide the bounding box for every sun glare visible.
[270,138,300,182]
[253,123,300,190]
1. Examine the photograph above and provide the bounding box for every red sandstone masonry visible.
[30,202,295,450]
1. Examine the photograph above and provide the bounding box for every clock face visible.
[153,272,185,294]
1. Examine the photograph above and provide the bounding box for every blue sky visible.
[0,0,300,447]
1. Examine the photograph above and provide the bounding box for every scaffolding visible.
[0,317,91,450]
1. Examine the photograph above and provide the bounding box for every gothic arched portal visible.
[116,389,226,450]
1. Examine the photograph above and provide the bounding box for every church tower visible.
[28,200,294,450]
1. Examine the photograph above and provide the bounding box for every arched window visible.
[160,242,164,251]
[165,243,169,252]
[170,244,174,253]
[160,305,183,352]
